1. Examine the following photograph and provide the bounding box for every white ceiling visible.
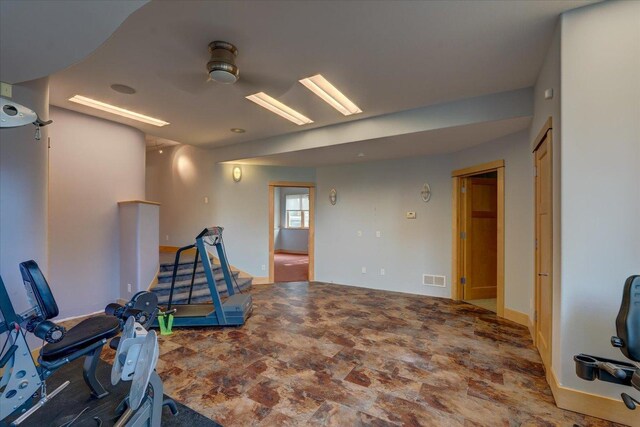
[0,0,147,84]
[49,0,594,151]
[233,117,531,167]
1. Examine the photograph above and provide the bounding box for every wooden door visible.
[535,132,553,367]
[462,177,498,300]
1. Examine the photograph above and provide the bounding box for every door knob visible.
[538,273,549,277]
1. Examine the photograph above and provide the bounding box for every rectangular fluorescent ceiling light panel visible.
[299,74,362,116]
[68,95,169,127]
[245,92,313,125]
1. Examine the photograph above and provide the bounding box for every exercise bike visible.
[1,261,122,424]
[1,260,171,425]
[574,275,640,410]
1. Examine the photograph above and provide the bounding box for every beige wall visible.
[49,107,146,318]
[145,145,316,275]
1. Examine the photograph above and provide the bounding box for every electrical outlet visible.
[165,235,169,241]
[127,283,132,293]
[361,267,367,274]
[380,268,385,276]
[262,264,266,271]
[204,196,209,204]
[406,211,416,219]
[376,231,381,238]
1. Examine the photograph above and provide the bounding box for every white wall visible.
[530,22,565,376]
[145,145,316,276]
[49,107,146,318]
[0,78,49,316]
[558,0,640,397]
[315,153,453,297]
[315,130,533,307]
[275,187,309,253]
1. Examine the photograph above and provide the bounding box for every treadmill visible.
[153,227,252,327]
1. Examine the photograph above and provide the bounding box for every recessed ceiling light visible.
[299,74,362,116]
[245,92,313,126]
[230,128,246,133]
[110,84,136,95]
[68,95,169,127]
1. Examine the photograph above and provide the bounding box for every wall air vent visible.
[423,274,446,287]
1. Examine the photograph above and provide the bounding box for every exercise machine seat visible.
[19,260,59,319]
[40,315,120,361]
[615,275,640,362]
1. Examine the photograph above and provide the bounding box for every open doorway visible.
[268,182,315,283]
[452,160,505,316]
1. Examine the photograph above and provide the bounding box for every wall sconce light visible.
[329,188,337,205]
[421,183,431,202]
[232,166,242,182]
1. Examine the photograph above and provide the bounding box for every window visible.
[285,194,309,228]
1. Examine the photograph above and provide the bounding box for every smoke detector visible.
[207,41,239,84]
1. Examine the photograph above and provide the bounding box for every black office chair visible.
[19,260,121,398]
[575,275,640,410]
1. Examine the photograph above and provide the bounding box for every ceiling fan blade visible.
[236,71,296,97]
[155,70,210,95]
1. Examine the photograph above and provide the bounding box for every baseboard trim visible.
[252,276,271,285]
[503,308,529,328]
[274,250,308,255]
[547,368,634,426]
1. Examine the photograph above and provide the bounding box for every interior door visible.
[535,132,553,367]
[462,177,498,300]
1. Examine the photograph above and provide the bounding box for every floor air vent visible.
[423,274,446,287]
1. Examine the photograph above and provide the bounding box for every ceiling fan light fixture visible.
[207,41,239,84]
[299,74,362,116]
[246,92,313,125]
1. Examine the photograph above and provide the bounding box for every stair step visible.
[159,257,214,272]
[156,269,239,287]
[157,266,232,283]
[157,276,252,305]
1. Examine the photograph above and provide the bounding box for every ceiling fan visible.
[206,41,239,84]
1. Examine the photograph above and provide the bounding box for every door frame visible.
[451,159,505,317]
[532,117,553,354]
[268,181,316,283]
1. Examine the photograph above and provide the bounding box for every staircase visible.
[150,255,252,306]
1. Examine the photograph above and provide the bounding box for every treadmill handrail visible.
[166,243,196,310]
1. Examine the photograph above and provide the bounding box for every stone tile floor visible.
[99,282,621,426]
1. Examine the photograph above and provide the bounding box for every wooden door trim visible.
[532,117,552,152]
[534,128,553,366]
[268,182,315,283]
[269,181,316,188]
[452,160,504,178]
[451,161,505,318]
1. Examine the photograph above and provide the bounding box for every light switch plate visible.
[0,82,12,98]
